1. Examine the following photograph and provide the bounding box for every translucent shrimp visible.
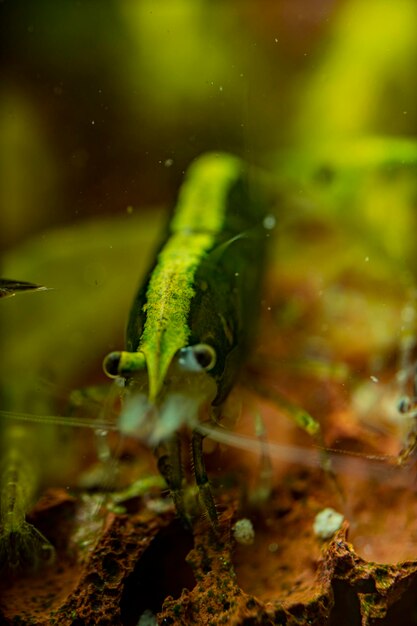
[0,279,48,299]
[0,423,55,570]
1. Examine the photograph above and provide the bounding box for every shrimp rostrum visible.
[103,153,272,531]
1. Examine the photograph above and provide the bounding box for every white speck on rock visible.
[233,518,255,545]
[313,508,344,540]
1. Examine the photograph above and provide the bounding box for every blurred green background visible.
[1,0,416,399]
[2,0,416,248]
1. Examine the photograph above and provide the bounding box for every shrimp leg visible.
[191,430,219,533]
[156,435,190,529]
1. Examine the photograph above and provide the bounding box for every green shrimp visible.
[103,153,273,530]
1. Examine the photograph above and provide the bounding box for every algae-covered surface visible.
[1,1,417,624]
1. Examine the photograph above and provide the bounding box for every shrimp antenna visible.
[0,409,118,431]
[196,423,411,484]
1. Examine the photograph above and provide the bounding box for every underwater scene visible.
[1,1,417,624]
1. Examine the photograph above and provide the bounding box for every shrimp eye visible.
[103,350,146,378]
[103,352,122,378]
[178,343,217,372]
